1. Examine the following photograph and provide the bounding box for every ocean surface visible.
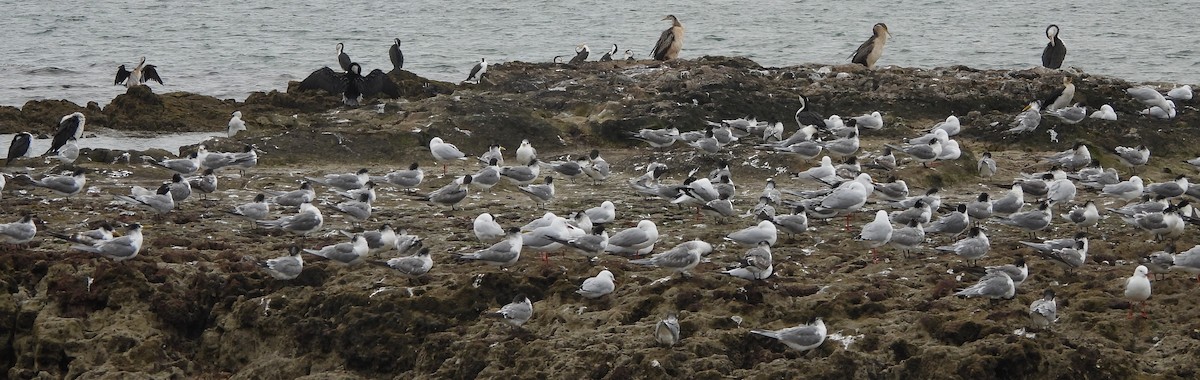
[3,0,1197,108]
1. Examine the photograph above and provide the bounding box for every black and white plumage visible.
[652,15,684,61]
[298,63,399,107]
[386,248,434,281]
[114,57,163,87]
[25,168,87,197]
[335,43,353,72]
[389,38,404,70]
[465,58,488,83]
[599,44,618,62]
[6,132,31,166]
[71,223,144,262]
[850,23,890,69]
[569,44,590,65]
[1041,25,1067,69]
[485,294,533,328]
[1042,76,1075,111]
[1029,289,1058,328]
[46,112,86,155]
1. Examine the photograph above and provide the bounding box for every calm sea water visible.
[3,0,1196,108]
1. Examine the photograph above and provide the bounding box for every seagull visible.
[69,223,143,261]
[516,139,537,166]
[257,202,324,237]
[260,246,304,280]
[925,204,970,236]
[723,241,773,280]
[628,240,710,276]
[793,156,837,183]
[46,222,114,247]
[269,182,315,207]
[966,193,993,221]
[337,180,376,204]
[1006,100,1042,134]
[584,201,616,225]
[1169,245,1200,282]
[353,224,398,256]
[473,213,506,243]
[726,220,778,247]
[852,111,884,130]
[1101,176,1144,201]
[1062,200,1100,231]
[627,127,679,148]
[936,227,990,266]
[459,227,523,267]
[227,111,247,137]
[1000,201,1053,238]
[1040,239,1088,270]
[1029,289,1058,329]
[1114,145,1150,174]
[1124,265,1152,319]
[165,173,192,203]
[584,149,611,184]
[331,193,372,222]
[549,225,609,261]
[576,269,615,298]
[1145,175,1189,198]
[987,257,1029,287]
[479,144,505,166]
[750,318,827,352]
[429,137,468,175]
[188,169,218,200]
[0,215,37,248]
[115,183,175,215]
[517,177,555,209]
[890,199,931,225]
[886,139,942,168]
[604,220,659,255]
[929,116,961,137]
[1127,86,1175,116]
[499,159,542,186]
[385,248,434,282]
[306,168,369,191]
[655,313,681,346]
[856,210,893,261]
[1166,85,1193,101]
[152,153,200,175]
[1142,245,1176,281]
[1089,104,1117,120]
[976,152,997,178]
[954,271,1014,300]
[992,183,1024,216]
[416,175,473,210]
[382,163,425,189]
[484,294,532,328]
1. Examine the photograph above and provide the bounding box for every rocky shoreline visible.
[2,57,1199,379]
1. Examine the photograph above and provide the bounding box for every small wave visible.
[25,67,77,75]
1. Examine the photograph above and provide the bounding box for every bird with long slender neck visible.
[651,15,684,61]
[850,23,891,69]
[1042,25,1067,69]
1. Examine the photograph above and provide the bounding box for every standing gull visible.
[651,15,684,61]
[856,210,893,262]
[429,137,467,175]
[416,175,473,210]
[1124,265,1151,319]
[459,227,523,268]
[1029,289,1058,329]
[850,23,891,69]
[227,111,246,137]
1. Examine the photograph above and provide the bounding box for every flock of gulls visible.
[1,17,1199,356]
